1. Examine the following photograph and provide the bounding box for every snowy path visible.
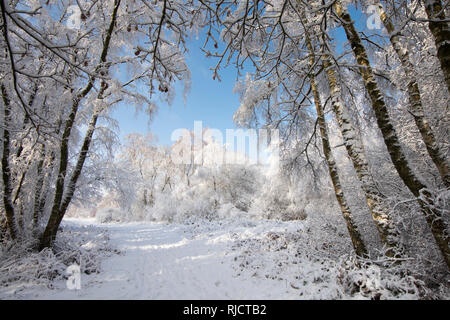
[36,218,306,299]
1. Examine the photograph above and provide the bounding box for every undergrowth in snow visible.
[230,231,430,299]
[175,217,450,300]
[0,221,120,299]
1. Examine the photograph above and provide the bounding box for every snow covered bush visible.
[217,203,248,220]
[333,255,449,299]
[228,218,448,299]
[0,222,119,297]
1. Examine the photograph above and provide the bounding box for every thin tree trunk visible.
[32,143,46,228]
[39,0,121,250]
[16,78,41,159]
[41,109,101,247]
[306,34,368,257]
[59,108,100,216]
[34,149,56,229]
[423,0,450,94]
[39,94,84,249]
[1,84,17,240]
[334,1,450,268]
[377,3,450,188]
[143,189,148,206]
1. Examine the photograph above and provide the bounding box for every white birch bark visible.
[377,3,450,188]
[306,34,368,257]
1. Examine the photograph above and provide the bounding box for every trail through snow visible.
[31,218,307,299]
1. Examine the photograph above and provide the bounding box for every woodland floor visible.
[2,216,441,300]
[2,217,319,299]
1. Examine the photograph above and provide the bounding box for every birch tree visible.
[320,47,401,256]
[305,29,368,257]
[369,1,450,188]
[331,0,449,267]
[422,0,450,94]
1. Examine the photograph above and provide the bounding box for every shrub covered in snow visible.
[0,221,119,298]
[227,219,449,300]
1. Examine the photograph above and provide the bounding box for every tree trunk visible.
[321,51,401,257]
[32,143,46,228]
[143,189,148,206]
[377,3,450,188]
[306,35,368,257]
[34,118,61,230]
[423,0,450,94]
[39,0,121,250]
[1,84,17,240]
[59,110,100,216]
[39,95,83,250]
[334,1,450,268]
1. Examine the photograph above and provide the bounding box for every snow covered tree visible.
[0,0,195,249]
[422,0,450,94]
[331,0,449,267]
[199,0,449,267]
[304,17,368,257]
[369,1,450,188]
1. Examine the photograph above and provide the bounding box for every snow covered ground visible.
[0,217,337,299]
[29,218,313,299]
[1,217,441,300]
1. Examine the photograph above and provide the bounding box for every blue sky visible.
[111,36,243,146]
